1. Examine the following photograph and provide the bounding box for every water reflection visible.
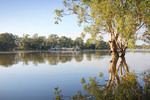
[21,52,46,65]
[0,51,110,67]
[107,55,119,87]
[54,57,150,100]
[107,57,129,87]
[0,53,20,67]
[0,51,150,99]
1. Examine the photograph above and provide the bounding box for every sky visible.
[0,0,146,44]
[0,0,84,40]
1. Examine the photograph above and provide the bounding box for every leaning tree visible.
[55,0,150,58]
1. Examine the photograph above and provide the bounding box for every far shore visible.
[0,49,150,53]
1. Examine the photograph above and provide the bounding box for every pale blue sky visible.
[0,0,84,39]
[0,0,146,44]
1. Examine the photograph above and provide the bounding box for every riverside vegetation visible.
[0,32,149,51]
[0,32,110,51]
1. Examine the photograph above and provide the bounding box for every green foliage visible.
[127,38,136,50]
[136,44,150,49]
[31,34,45,49]
[80,77,86,84]
[21,34,32,49]
[21,34,45,50]
[67,37,73,48]
[58,36,73,48]
[0,33,110,51]
[0,33,18,51]
[95,40,110,49]
[73,37,84,48]
[84,38,95,49]
[99,72,103,77]
[143,32,150,44]
[45,34,59,48]
[55,0,150,52]
[54,87,63,100]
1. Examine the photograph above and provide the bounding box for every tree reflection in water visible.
[0,51,149,99]
[0,51,110,67]
[54,57,150,100]
[0,53,20,67]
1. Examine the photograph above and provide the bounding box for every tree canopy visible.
[55,0,150,56]
[21,34,45,50]
[0,33,18,51]
[45,34,59,48]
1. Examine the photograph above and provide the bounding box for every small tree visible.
[55,0,150,57]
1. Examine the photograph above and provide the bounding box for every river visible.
[0,50,149,100]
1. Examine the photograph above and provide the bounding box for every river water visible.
[0,50,149,100]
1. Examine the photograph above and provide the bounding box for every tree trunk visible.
[120,46,127,57]
[109,40,119,58]
[107,40,119,87]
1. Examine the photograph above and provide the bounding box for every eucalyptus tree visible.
[0,33,18,51]
[73,37,84,48]
[21,34,32,49]
[45,34,59,48]
[58,36,68,47]
[31,34,46,49]
[85,38,95,49]
[55,0,150,57]
[143,33,150,44]
[67,37,73,47]
[58,36,73,48]
[21,34,45,50]
[95,40,109,49]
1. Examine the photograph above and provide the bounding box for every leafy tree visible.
[85,38,92,48]
[31,34,46,49]
[0,33,18,51]
[55,0,150,57]
[58,36,68,47]
[84,38,95,49]
[58,36,73,48]
[73,37,84,48]
[67,37,73,48]
[143,32,150,44]
[46,34,59,48]
[95,40,109,49]
[21,34,45,50]
[21,34,32,49]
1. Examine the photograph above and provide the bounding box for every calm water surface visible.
[0,51,149,100]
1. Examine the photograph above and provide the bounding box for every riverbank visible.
[0,49,150,53]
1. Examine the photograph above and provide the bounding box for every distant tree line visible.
[0,33,110,51]
[135,44,150,49]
